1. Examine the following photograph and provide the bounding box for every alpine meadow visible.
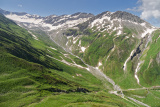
[0,1,160,106]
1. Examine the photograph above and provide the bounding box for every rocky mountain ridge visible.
[0,8,155,36]
[77,11,155,39]
[0,8,94,31]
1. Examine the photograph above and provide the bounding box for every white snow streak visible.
[50,47,57,50]
[78,40,81,47]
[73,36,79,44]
[28,31,38,40]
[123,50,134,71]
[135,62,142,85]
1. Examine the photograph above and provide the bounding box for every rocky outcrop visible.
[111,11,145,23]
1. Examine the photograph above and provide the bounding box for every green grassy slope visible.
[65,26,141,89]
[123,87,160,107]
[139,30,160,87]
[60,21,160,106]
[0,14,138,107]
[0,14,101,106]
[104,28,140,89]
[65,21,160,90]
[30,91,136,107]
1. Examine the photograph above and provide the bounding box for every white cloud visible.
[18,4,22,7]
[126,7,139,12]
[138,0,160,20]
[127,0,160,27]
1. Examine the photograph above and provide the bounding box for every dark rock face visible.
[95,11,111,19]
[71,12,94,18]
[75,88,90,93]
[111,11,145,23]
[43,12,94,26]
[131,47,141,60]
[131,42,143,60]
[43,87,90,93]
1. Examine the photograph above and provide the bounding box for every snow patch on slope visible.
[123,50,134,71]
[135,62,142,85]
[98,62,102,66]
[96,62,102,70]
[117,30,122,35]
[91,15,111,28]
[81,47,86,52]
[141,28,155,38]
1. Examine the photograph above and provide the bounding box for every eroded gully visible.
[48,32,150,107]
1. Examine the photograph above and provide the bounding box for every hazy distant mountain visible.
[0,8,94,31]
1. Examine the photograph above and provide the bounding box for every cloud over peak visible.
[139,0,160,20]
[127,0,160,20]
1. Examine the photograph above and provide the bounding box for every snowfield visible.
[6,14,42,24]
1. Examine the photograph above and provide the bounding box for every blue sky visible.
[0,0,139,16]
[0,0,160,27]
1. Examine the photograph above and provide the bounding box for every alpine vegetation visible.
[0,7,160,107]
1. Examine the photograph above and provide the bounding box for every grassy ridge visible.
[123,88,160,107]
[139,30,160,86]
[30,91,136,107]
[65,27,140,89]
[104,28,139,89]
[0,14,105,106]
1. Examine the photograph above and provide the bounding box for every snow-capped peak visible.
[0,8,94,31]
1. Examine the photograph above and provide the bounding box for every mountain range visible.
[0,8,160,107]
